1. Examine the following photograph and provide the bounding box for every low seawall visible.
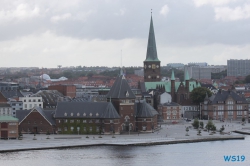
[0,135,244,153]
[234,130,250,135]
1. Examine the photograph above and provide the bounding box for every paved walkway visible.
[0,120,248,152]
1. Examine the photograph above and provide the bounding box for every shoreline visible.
[0,135,244,153]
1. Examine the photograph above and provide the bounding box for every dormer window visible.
[126,91,129,97]
[77,113,80,116]
[64,113,67,116]
[90,113,92,116]
[96,113,99,116]
[71,113,73,116]
[83,113,86,117]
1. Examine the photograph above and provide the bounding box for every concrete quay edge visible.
[0,135,244,153]
[234,130,250,135]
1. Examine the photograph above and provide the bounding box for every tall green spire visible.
[145,15,159,62]
[171,70,175,80]
[185,70,190,81]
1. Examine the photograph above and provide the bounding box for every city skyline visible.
[0,0,250,68]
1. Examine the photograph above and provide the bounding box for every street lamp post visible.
[129,124,131,135]
[77,127,80,135]
[200,103,202,120]
[213,106,216,121]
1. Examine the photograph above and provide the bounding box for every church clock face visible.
[156,65,159,68]
[148,65,151,68]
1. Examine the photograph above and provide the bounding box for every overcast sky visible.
[0,0,250,68]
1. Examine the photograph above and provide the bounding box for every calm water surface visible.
[0,136,250,166]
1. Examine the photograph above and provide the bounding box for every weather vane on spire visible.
[151,9,152,15]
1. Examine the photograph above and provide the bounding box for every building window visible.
[34,121,36,124]
[95,119,100,123]
[70,127,74,131]
[83,120,87,123]
[96,113,99,116]
[89,127,92,131]
[58,128,61,131]
[64,113,67,116]
[64,127,67,131]
[83,127,86,131]
[71,113,73,116]
[110,120,113,123]
[90,113,92,116]
[237,111,242,116]
[89,120,93,123]
[218,111,224,115]
[58,120,61,123]
[218,105,224,110]
[83,113,86,117]
[228,111,233,115]
[237,105,243,110]
[28,121,30,124]
[64,119,68,123]
[96,127,99,132]
[121,107,123,110]
[9,131,16,134]
[40,121,42,124]
[77,120,80,123]
[70,120,74,123]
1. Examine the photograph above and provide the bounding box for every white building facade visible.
[19,96,43,110]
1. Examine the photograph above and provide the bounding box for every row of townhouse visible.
[201,90,249,121]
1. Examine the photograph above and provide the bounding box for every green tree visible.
[185,127,189,136]
[245,75,250,83]
[87,72,94,78]
[205,120,214,132]
[192,119,199,129]
[211,70,227,79]
[197,129,201,135]
[190,87,212,104]
[211,125,216,133]
[199,121,204,128]
[220,125,225,133]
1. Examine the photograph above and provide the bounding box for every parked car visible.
[186,119,192,122]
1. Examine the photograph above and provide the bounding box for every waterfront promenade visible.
[0,120,248,153]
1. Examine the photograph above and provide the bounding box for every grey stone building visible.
[227,59,250,76]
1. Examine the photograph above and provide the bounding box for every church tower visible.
[144,13,161,82]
